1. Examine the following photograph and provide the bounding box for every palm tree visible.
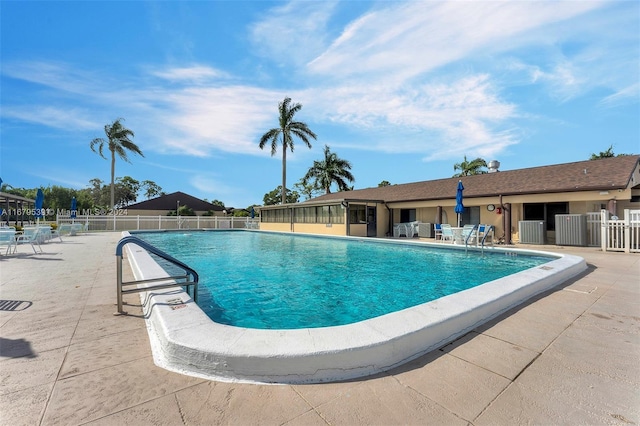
[259,97,317,204]
[453,156,487,177]
[302,145,355,194]
[89,118,144,209]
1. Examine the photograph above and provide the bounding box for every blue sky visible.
[1,1,638,209]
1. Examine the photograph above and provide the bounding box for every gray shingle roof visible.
[127,191,223,211]
[309,155,640,203]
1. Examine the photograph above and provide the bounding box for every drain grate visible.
[0,300,32,311]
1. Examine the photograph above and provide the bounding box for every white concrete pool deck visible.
[1,231,638,425]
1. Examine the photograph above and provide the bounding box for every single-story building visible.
[259,155,640,245]
[126,191,225,216]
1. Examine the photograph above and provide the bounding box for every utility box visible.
[555,214,587,246]
[519,221,546,244]
[418,223,432,238]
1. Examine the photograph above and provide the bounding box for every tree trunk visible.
[281,142,287,204]
[110,151,116,209]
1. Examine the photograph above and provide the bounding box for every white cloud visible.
[249,1,338,67]
[1,0,634,168]
[599,83,640,108]
[303,73,518,160]
[137,85,283,156]
[2,106,99,130]
[307,1,604,81]
[150,65,231,83]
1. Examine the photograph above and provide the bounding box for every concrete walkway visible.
[0,232,638,425]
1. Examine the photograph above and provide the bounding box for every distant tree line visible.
[1,176,165,218]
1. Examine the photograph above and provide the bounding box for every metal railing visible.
[115,235,199,314]
[464,224,495,254]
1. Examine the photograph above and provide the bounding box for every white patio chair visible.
[0,229,17,255]
[440,224,454,243]
[15,227,43,253]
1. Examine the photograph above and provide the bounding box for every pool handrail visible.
[464,224,495,254]
[115,235,199,314]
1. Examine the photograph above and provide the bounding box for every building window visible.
[460,206,480,225]
[400,209,416,222]
[349,205,367,224]
[523,202,568,231]
[262,208,291,223]
[263,204,344,224]
[330,205,344,224]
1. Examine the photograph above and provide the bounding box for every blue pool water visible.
[136,231,551,329]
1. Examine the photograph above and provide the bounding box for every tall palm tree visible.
[453,155,487,177]
[303,145,355,194]
[259,97,317,204]
[89,118,144,209]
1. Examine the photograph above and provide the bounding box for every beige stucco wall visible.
[258,222,348,236]
[293,223,347,235]
[259,223,291,232]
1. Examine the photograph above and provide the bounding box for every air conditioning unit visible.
[555,214,587,246]
[519,221,546,244]
[418,223,432,238]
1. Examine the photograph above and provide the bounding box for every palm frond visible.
[89,138,107,159]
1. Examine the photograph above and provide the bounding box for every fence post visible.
[624,209,630,253]
[600,209,608,252]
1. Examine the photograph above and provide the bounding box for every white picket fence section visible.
[600,209,640,253]
[57,215,260,232]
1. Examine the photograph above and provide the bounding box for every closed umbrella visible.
[35,189,44,225]
[250,206,255,219]
[454,180,464,227]
[71,197,77,223]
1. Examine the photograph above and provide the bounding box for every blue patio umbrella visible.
[35,188,44,224]
[71,197,77,222]
[250,206,255,219]
[454,180,465,227]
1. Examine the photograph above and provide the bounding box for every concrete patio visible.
[0,232,638,425]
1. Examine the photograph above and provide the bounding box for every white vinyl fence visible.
[57,215,259,232]
[600,209,640,253]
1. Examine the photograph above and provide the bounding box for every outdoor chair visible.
[15,228,44,254]
[440,224,454,243]
[477,225,494,246]
[434,223,443,240]
[462,224,478,245]
[0,229,17,255]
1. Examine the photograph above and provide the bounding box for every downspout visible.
[290,206,294,233]
[500,195,512,245]
[343,201,350,236]
[384,202,392,237]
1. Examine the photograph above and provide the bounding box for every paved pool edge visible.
[122,231,587,384]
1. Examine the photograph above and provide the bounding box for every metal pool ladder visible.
[115,235,199,314]
[465,224,495,254]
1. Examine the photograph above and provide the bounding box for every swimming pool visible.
[123,230,587,384]
[137,231,550,329]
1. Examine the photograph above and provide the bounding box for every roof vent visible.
[488,160,500,173]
